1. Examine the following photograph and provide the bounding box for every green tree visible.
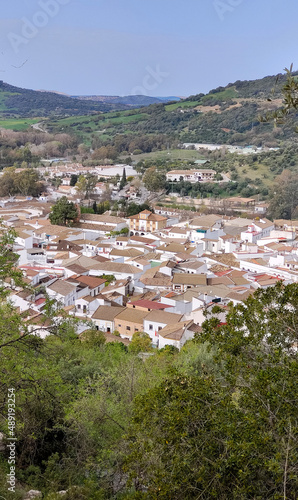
[268,169,298,220]
[0,168,44,197]
[128,332,152,354]
[75,175,87,199]
[0,167,17,196]
[80,328,106,348]
[49,197,78,226]
[261,65,298,132]
[85,173,98,199]
[123,282,298,498]
[75,174,97,199]
[70,174,78,186]
[14,169,43,197]
[143,167,166,192]
[119,168,127,190]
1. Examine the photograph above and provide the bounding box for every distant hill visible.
[46,71,298,148]
[71,94,181,106]
[0,81,131,117]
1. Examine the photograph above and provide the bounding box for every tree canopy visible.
[267,169,298,220]
[123,282,298,499]
[143,167,166,192]
[49,196,78,226]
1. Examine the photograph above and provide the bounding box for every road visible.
[31,122,48,133]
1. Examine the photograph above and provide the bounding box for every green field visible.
[165,100,201,111]
[124,148,207,162]
[46,109,152,145]
[0,117,42,131]
[234,160,276,187]
[201,87,238,102]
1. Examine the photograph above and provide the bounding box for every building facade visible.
[166,170,216,183]
[129,210,167,235]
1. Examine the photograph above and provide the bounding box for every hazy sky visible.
[1,0,297,97]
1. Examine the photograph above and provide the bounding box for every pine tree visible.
[92,200,98,214]
[119,168,127,190]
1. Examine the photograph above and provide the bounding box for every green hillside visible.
[45,72,298,148]
[0,80,130,117]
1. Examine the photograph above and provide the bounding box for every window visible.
[149,324,153,330]
[118,324,121,327]
[126,326,131,331]
[158,326,162,331]
[135,328,138,332]
[77,304,81,309]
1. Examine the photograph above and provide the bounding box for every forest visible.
[0,81,127,117]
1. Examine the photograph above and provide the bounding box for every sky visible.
[0,0,298,97]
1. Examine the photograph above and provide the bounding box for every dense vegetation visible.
[45,72,298,149]
[0,128,79,169]
[0,167,44,197]
[0,81,129,118]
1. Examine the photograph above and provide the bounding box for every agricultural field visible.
[201,86,238,102]
[126,148,207,163]
[165,100,201,111]
[0,117,42,131]
[46,109,150,142]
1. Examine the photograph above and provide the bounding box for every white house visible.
[91,305,125,332]
[157,320,195,350]
[143,310,183,341]
[46,279,78,307]
[166,169,216,183]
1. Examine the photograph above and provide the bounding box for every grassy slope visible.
[126,149,207,162]
[0,117,41,130]
[44,73,294,147]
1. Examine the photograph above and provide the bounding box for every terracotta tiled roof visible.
[114,307,149,324]
[92,305,125,321]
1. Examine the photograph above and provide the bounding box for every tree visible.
[49,197,78,226]
[92,145,118,161]
[119,168,127,190]
[143,167,166,192]
[0,168,44,197]
[129,331,152,353]
[85,173,98,199]
[80,328,106,348]
[70,174,78,186]
[92,200,98,214]
[123,282,298,498]
[126,202,151,217]
[75,175,87,199]
[14,169,43,197]
[75,174,97,200]
[261,65,298,132]
[268,169,298,220]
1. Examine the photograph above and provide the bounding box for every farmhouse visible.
[166,169,216,183]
